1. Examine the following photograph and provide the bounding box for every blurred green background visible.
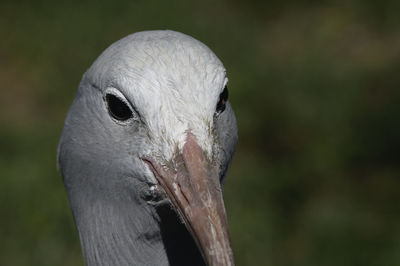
[1,0,400,265]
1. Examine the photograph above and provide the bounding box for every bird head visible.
[58,30,237,266]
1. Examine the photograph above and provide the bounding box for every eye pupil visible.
[216,86,229,114]
[106,94,133,121]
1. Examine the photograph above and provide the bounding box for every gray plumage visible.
[58,30,237,266]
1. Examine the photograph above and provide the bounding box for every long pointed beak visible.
[142,133,235,266]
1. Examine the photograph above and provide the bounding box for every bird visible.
[57,30,238,266]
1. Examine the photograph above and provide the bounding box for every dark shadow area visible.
[156,204,205,266]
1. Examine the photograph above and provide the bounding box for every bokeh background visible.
[1,0,400,265]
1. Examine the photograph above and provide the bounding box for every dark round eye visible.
[216,86,228,114]
[105,94,133,121]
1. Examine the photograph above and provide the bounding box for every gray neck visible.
[65,176,205,266]
[70,190,168,266]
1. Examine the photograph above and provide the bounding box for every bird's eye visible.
[216,86,228,114]
[105,93,133,121]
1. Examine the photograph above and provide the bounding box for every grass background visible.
[1,0,400,265]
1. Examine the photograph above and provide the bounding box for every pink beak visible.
[143,132,235,266]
